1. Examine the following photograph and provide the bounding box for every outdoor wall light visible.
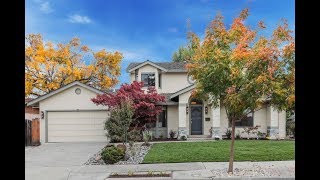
[186,106,188,114]
[41,111,44,119]
[205,106,208,114]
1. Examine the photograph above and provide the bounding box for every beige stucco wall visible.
[278,110,286,138]
[130,73,135,82]
[179,90,192,131]
[39,85,107,143]
[203,101,212,136]
[129,64,190,94]
[253,106,268,134]
[167,106,179,138]
[161,73,190,93]
[267,106,286,138]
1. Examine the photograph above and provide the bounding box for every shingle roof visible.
[157,93,178,105]
[126,60,188,72]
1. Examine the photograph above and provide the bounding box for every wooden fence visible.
[25,118,40,146]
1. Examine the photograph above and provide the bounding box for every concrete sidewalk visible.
[26,144,294,179]
[68,161,295,179]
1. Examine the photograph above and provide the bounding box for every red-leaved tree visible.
[91,81,165,127]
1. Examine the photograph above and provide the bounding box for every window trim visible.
[158,73,161,89]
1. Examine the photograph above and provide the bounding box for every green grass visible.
[143,140,295,163]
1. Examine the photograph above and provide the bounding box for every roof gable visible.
[27,81,104,106]
[126,60,167,73]
[126,60,188,73]
[169,84,195,99]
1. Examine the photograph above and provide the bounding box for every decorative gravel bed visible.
[84,143,151,165]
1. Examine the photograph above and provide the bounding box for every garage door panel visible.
[49,130,106,136]
[47,111,108,142]
[93,111,108,119]
[48,136,107,143]
[48,118,106,125]
[48,124,105,131]
[48,112,94,118]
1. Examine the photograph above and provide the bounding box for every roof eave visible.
[27,81,104,106]
[169,84,195,99]
[156,102,179,105]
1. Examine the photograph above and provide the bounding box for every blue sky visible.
[26,0,294,88]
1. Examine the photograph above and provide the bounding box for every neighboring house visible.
[126,60,286,139]
[25,98,40,120]
[27,81,109,143]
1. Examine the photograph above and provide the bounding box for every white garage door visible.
[47,111,108,142]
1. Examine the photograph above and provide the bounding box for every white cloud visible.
[168,27,178,33]
[39,1,53,14]
[68,14,92,24]
[32,0,53,14]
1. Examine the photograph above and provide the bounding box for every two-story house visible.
[27,60,286,143]
[126,60,286,139]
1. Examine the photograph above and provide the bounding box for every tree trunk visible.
[228,118,236,173]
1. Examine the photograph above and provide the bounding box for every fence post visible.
[25,119,32,146]
[31,118,40,146]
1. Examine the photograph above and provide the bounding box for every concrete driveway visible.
[25,142,106,180]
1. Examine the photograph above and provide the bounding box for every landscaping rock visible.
[84,143,151,165]
[115,144,151,165]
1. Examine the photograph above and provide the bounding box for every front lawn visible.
[143,140,294,163]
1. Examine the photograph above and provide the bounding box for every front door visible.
[191,106,202,135]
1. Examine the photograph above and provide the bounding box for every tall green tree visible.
[186,9,294,173]
[172,46,194,62]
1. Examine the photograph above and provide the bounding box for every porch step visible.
[188,135,210,138]
[187,138,214,141]
[187,135,213,141]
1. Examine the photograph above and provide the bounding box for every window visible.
[158,106,167,127]
[231,113,254,127]
[190,98,202,105]
[75,88,81,95]
[141,73,155,87]
[158,74,161,88]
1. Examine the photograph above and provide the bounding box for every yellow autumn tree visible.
[25,34,123,97]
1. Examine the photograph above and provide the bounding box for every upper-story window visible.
[141,73,155,87]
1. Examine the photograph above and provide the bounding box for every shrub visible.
[225,128,232,139]
[180,135,187,141]
[116,144,127,152]
[286,120,295,138]
[142,130,153,146]
[242,125,260,139]
[101,146,125,164]
[105,99,135,143]
[159,133,164,139]
[127,127,142,141]
[235,130,241,139]
[169,130,177,139]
